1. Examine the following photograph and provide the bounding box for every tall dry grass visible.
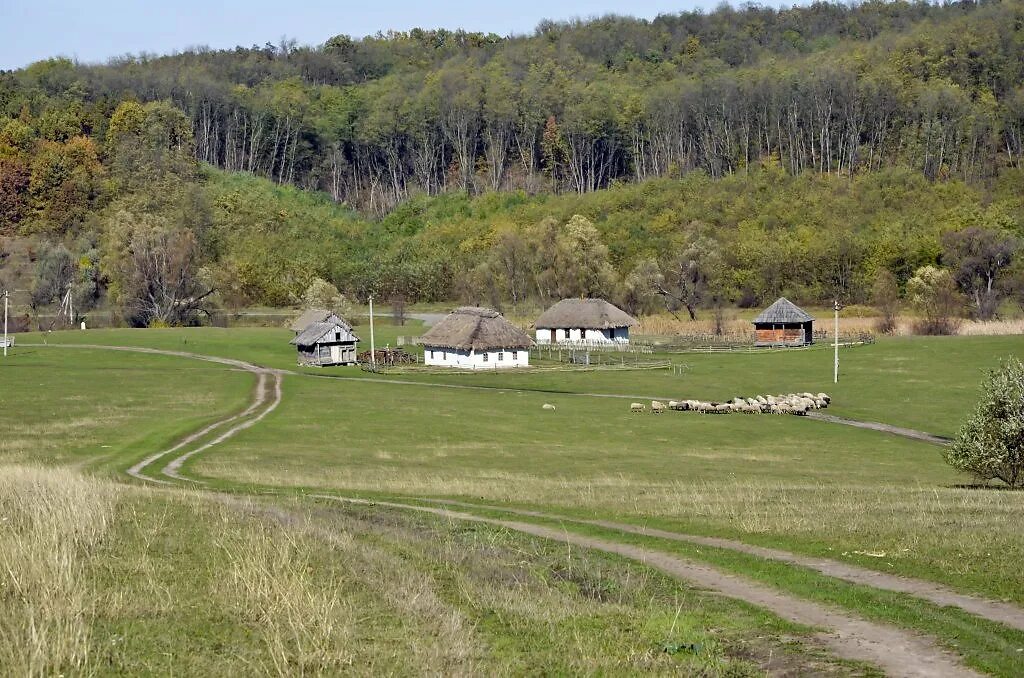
[636,312,1024,338]
[216,498,479,676]
[0,465,120,676]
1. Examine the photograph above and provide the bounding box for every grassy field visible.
[1,466,865,676]
[0,346,251,471]
[3,326,1023,674]
[25,325,1021,434]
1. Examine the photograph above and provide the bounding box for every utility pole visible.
[368,294,376,366]
[833,299,841,384]
[3,289,8,357]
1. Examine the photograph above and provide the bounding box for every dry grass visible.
[0,465,120,676]
[216,497,480,676]
[214,466,1024,603]
[636,312,1024,338]
[959,319,1024,336]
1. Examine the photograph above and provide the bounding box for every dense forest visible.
[1,0,1023,326]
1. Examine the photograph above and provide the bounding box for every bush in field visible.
[946,358,1024,487]
[907,266,962,335]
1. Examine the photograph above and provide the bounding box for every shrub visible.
[945,358,1024,487]
[907,266,962,335]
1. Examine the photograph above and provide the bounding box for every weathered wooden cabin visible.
[290,308,336,334]
[290,315,360,366]
[420,307,533,369]
[534,298,638,344]
[752,297,814,346]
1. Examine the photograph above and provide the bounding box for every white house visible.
[534,298,638,345]
[420,307,533,369]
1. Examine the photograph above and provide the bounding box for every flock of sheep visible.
[631,392,831,416]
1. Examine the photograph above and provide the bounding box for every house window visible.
[498,351,504,361]
[335,331,341,341]
[429,350,434,359]
[482,352,489,362]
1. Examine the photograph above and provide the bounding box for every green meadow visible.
[3,326,1023,675]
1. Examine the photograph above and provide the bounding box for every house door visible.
[330,345,342,363]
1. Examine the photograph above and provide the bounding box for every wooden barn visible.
[534,298,638,344]
[420,307,533,369]
[290,314,360,366]
[752,297,814,347]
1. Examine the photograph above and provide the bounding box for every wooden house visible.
[290,314,360,366]
[420,307,533,369]
[752,297,814,346]
[290,308,336,334]
[534,298,637,344]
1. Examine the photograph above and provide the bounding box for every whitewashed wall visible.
[535,327,631,344]
[423,346,529,369]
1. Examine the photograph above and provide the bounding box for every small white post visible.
[368,295,376,366]
[3,290,8,357]
[833,299,840,384]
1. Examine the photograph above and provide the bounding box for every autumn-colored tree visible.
[28,136,103,234]
[0,156,30,232]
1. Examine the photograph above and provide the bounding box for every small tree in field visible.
[907,265,962,335]
[945,358,1024,488]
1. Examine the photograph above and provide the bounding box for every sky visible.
[1,0,795,70]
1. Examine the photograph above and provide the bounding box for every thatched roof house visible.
[535,298,638,344]
[420,307,533,369]
[290,315,360,366]
[752,297,814,346]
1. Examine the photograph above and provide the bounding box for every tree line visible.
[2,1,1023,214]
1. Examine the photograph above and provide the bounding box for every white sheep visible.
[651,400,666,414]
[542,403,556,411]
[630,402,646,413]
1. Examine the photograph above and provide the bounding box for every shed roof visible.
[752,297,814,324]
[290,320,360,346]
[289,308,344,333]
[420,307,533,351]
[535,298,638,329]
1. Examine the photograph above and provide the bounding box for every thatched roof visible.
[753,297,814,324]
[290,319,360,346]
[420,307,533,351]
[290,308,338,333]
[535,298,637,330]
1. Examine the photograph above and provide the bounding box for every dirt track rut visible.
[318,496,982,678]
[416,498,1024,633]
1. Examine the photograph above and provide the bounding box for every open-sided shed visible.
[752,297,814,346]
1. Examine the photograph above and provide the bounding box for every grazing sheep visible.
[766,395,777,405]
[630,402,646,413]
[651,400,666,414]
[542,403,556,411]
[790,402,808,416]
[756,395,767,405]
[817,392,831,404]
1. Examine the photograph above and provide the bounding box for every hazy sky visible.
[1,0,798,70]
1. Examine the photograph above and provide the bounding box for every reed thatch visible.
[420,307,533,351]
[753,297,814,324]
[535,298,637,329]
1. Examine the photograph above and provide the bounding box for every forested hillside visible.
[1,0,1023,326]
